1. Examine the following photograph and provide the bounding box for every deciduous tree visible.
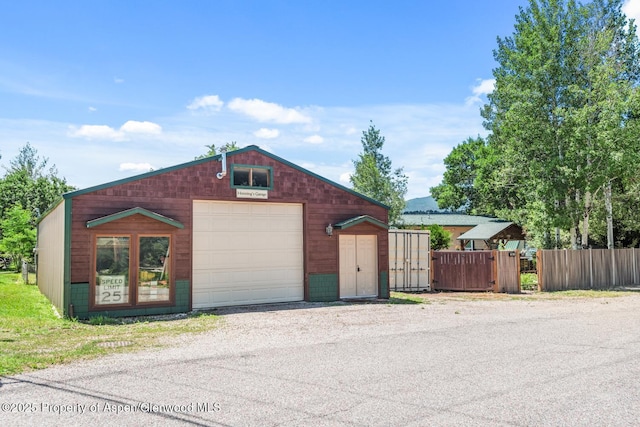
[434,0,640,248]
[195,141,240,159]
[0,204,36,270]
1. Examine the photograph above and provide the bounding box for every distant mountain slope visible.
[403,196,443,213]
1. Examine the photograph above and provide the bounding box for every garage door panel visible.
[192,201,304,309]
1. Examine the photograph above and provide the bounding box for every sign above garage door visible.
[236,189,268,199]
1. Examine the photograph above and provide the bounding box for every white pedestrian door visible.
[339,235,377,298]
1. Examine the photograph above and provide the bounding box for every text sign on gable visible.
[236,189,268,199]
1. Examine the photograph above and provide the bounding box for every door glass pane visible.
[95,237,130,305]
[138,236,170,303]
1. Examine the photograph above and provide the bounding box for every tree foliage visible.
[430,136,493,214]
[0,144,75,265]
[0,204,36,269]
[423,224,452,250]
[194,141,240,159]
[0,143,75,221]
[432,0,640,249]
[350,122,408,225]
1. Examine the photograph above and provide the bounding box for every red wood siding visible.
[69,149,388,293]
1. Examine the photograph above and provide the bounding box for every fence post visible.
[589,248,593,289]
[565,249,569,291]
[22,260,28,284]
[612,248,616,287]
[631,248,638,285]
[537,250,543,291]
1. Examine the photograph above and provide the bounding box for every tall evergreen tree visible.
[350,122,408,225]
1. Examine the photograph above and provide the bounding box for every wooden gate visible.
[431,251,495,291]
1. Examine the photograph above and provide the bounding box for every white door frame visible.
[339,234,378,298]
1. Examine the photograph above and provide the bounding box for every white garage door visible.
[192,201,304,308]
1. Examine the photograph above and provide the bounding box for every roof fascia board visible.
[334,215,389,230]
[86,207,184,229]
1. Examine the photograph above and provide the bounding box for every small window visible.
[95,236,130,306]
[232,165,272,189]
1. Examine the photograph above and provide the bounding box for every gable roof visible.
[456,222,524,241]
[86,207,184,229]
[60,145,388,210]
[334,215,389,230]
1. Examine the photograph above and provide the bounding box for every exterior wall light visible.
[326,224,333,237]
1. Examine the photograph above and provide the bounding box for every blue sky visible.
[2,0,639,200]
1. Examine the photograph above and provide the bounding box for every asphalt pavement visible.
[2,294,640,426]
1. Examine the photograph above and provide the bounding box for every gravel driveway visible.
[2,294,640,426]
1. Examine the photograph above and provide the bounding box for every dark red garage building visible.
[36,146,389,319]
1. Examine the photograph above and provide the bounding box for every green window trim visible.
[231,164,274,190]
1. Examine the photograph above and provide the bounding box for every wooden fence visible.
[496,251,521,293]
[431,250,521,293]
[538,248,640,291]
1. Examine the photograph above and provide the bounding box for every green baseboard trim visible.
[379,270,389,299]
[69,280,191,319]
[308,274,338,302]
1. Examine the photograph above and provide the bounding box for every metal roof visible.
[400,213,499,227]
[456,222,518,241]
[503,240,523,251]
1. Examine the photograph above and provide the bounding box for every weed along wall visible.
[36,146,389,319]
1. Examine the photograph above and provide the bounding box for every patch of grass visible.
[0,273,219,376]
[520,273,538,291]
[549,289,624,298]
[388,292,429,304]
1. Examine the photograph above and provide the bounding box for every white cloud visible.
[227,98,312,124]
[465,78,495,105]
[68,120,162,140]
[88,106,97,112]
[38,98,485,200]
[69,124,124,141]
[339,172,352,184]
[304,134,324,144]
[623,0,640,29]
[120,120,162,134]
[119,162,154,172]
[254,128,280,139]
[187,95,224,111]
[114,77,124,84]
